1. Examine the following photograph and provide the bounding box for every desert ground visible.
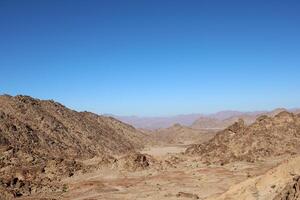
[18,143,287,200]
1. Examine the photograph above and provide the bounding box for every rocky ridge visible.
[0,94,149,198]
[151,123,215,144]
[186,111,300,164]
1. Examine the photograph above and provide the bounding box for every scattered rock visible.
[176,191,200,199]
[186,112,300,164]
[118,153,156,171]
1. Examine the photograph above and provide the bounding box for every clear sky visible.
[1,0,300,116]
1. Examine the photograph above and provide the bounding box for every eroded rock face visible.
[151,124,215,145]
[0,95,148,158]
[0,94,149,197]
[186,112,300,164]
[273,176,300,200]
[0,148,82,197]
[117,153,155,171]
[0,188,14,200]
[209,156,300,200]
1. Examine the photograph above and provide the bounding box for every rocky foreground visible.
[209,155,300,200]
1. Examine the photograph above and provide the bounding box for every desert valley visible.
[1,1,300,199]
[1,94,300,200]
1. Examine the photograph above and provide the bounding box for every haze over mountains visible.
[112,108,300,130]
[109,114,203,130]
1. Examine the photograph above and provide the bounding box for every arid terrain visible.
[2,0,300,199]
[1,95,300,200]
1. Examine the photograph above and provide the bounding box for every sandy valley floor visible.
[19,144,287,200]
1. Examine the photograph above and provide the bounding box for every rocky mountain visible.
[0,95,149,157]
[112,109,299,130]
[112,111,256,130]
[191,113,262,130]
[111,114,204,130]
[151,124,215,144]
[190,117,231,130]
[186,111,300,164]
[0,94,149,198]
[191,108,291,130]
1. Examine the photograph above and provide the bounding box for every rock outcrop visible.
[209,156,300,200]
[117,153,155,171]
[273,175,300,200]
[151,123,215,144]
[186,112,300,164]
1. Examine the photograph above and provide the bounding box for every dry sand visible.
[18,144,286,200]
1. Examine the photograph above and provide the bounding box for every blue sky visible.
[1,0,300,116]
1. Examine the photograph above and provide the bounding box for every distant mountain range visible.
[108,114,203,130]
[110,108,300,130]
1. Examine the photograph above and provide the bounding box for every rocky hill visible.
[190,116,232,130]
[112,114,204,129]
[191,108,288,130]
[0,94,149,198]
[186,111,300,164]
[151,123,215,144]
[0,95,149,157]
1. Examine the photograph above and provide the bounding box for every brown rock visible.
[273,175,300,200]
[117,153,156,171]
[176,192,200,199]
[0,94,150,197]
[186,111,300,164]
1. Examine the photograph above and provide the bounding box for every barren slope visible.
[210,156,300,200]
[0,94,149,198]
[0,95,148,157]
[191,108,288,130]
[186,111,300,164]
[151,123,215,145]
